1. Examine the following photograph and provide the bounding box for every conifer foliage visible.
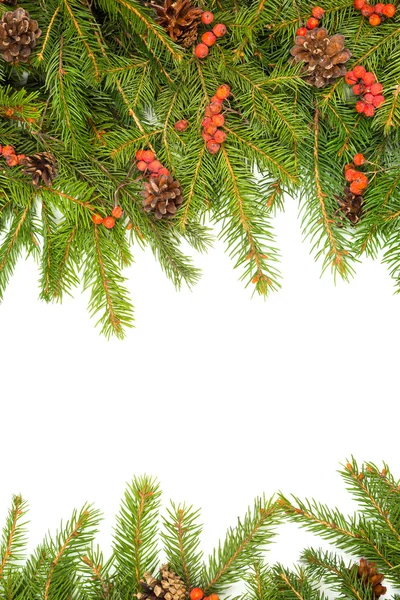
[0,0,399,336]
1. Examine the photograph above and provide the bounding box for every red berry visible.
[195,43,209,58]
[190,590,204,600]
[306,17,320,28]
[353,65,367,78]
[92,214,104,225]
[356,100,366,113]
[204,124,217,135]
[345,168,358,182]
[201,11,214,24]
[206,140,220,154]
[135,149,145,161]
[6,154,18,167]
[364,92,374,103]
[311,6,325,18]
[364,103,375,116]
[17,154,25,164]
[142,150,155,163]
[361,4,374,15]
[158,167,170,176]
[369,13,381,24]
[2,145,15,157]
[214,129,227,143]
[215,84,231,100]
[202,31,217,46]
[112,206,123,218]
[372,94,385,107]
[296,26,308,35]
[382,3,396,16]
[174,119,188,131]
[209,101,222,114]
[212,113,225,126]
[202,132,213,142]
[148,160,163,172]
[353,153,366,166]
[350,182,365,195]
[204,106,213,117]
[353,173,369,188]
[202,116,212,127]
[137,160,148,171]
[352,84,362,95]
[362,72,376,86]
[345,71,358,84]
[344,163,355,172]
[374,3,385,13]
[210,95,223,104]
[370,82,383,95]
[103,216,116,229]
[354,0,366,8]
[212,23,227,37]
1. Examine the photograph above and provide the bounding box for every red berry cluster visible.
[195,12,227,59]
[296,5,325,35]
[201,84,230,154]
[189,588,219,600]
[0,144,25,167]
[344,153,369,195]
[354,0,396,26]
[92,204,124,229]
[135,149,170,178]
[345,66,385,117]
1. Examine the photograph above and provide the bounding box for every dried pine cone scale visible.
[336,186,364,224]
[142,174,183,219]
[21,152,58,189]
[150,0,203,47]
[0,8,41,64]
[137,566,187,600]
[290,27,351,87]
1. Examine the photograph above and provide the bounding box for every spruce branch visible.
[0,496,28,580]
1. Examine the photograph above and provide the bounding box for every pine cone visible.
[355,558,387,599]
[150,0,203,48]
[335,186,364,224]
[0,0,18,5]
[0,8,42,64]
[290,27,351,88]
[137,566,188,600]
[142,174,183,219]
[21,152,58,189]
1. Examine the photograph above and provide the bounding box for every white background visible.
[0,197,399,571]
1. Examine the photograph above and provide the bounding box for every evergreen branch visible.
[0,496,28,580]
[63,0,100,80]
[37,6,60,62]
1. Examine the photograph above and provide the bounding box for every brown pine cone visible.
[290,27,351,88]
[142,174,183,219]
[335,186,364,224]
[21,152,58,189]
[355,558,387,599]
[137,566,187,600]
[0,8,42,64]
[150,0,203,47]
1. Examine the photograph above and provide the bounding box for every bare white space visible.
[0,196,399,571]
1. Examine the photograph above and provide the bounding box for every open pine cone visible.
[355,558,387,599]
[335,186,364,224]
[21,152,58,189]
[0,8,42,64]
[150,0,203,47]
[137,566,187,600]
[142,174,183,219]
[290,27,351,88]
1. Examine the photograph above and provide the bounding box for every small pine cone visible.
[336,186,364,224]
[355,559,387,599]
[137,566,187,600]
[21,152,58,189]
[150,0,203,47]
[142,174,183,219]
[0,8,42,64]
[290,27,351,88]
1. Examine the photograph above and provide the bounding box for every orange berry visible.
[353,65,366,78]
[361,3,374,15]
[372,94,385,107]
[158,167,170,176]
[112,206,123,218]
[296,27,308,35]
[2,145,15,157]
[369,13,381,25]
[311,6,325,18]
[344,162,355,172]
[350,182,364,194]
[370,82,383,95]
[195,43,209,58]
[136,149,145,161]
[148,160,163,173]
[355,100,366,113]
[206,140,220,154]
[201,11,214,24]
[209,101,222,114]
[382,3,396,16]
[212,23,227,37]
[212,113,225,126]
[174,119,189,131]
[214,129,226,143]
[345,168,358,182]
[353,153,365,166]
[103,216,116,229]
[345,71,358,84]
[202,31,217,46]
[202,116,212,127]
[354,0,366,8]
[306,17,319,28]
[352,84,362,95]
[364,103,375,117]
[190,590,204,600]
[215,84,231,100]
[204,124,217,135]
[92,214,104,225]
[137,160,148,171]
[17,154,26,164]
[202,132,213,142]
[142,150,155,163]
[364,92,374,103]
[374,3,385,13]
[362,72,375,86]
[6,154,18,166]
[208,595,219,600]
[210,95,223,104]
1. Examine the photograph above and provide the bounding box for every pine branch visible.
[0,496,28,580]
